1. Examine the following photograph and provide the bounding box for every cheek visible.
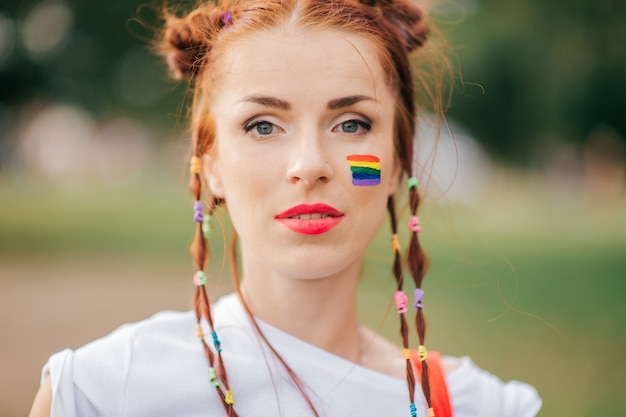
[216,148,278,221]
[220,154,265,197]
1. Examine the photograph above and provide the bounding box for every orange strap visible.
[410,350,453,417]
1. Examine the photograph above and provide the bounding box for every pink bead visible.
[394,291,408,313]
[408,215,421,233]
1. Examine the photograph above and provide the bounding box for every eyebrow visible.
[327,95,373,110]
[242,95,291,111]
[241,94,374,111]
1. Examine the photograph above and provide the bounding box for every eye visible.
[243,119,285,141]
[245,121,276,135]
[334,119,372,136]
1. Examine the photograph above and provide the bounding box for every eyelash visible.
[244,120,281,138]
[333,119,372,136]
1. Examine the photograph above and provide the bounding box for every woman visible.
[30,0,541,416]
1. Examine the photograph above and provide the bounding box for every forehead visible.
[210,27,392,102]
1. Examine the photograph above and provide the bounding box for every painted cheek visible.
[346,155,381,186]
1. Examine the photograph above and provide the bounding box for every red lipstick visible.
[275,203,344,235]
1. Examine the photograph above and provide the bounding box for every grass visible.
[1,170,625,416]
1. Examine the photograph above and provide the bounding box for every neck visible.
[239,252,363,363]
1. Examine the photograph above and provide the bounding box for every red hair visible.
[158,0,451,415]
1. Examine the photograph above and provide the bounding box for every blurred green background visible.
[0,0,625,416]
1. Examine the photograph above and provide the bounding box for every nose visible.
[285,130,333,187]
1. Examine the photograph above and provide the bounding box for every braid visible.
[406,177,433,413]
[355,1,440,412]
[387,196,418,405]
[189,155,239,416]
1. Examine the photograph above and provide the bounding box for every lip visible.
[275,203,344,235]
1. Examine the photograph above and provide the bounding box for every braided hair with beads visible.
[159,0,450,415]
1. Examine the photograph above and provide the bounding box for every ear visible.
[202,154,225,198]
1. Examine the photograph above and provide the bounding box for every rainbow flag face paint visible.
[347,155,381,186]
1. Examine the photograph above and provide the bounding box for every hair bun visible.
[162,9,221,80]
[164,23,198,79]
[361,0,429,52]
[390,1,429,52]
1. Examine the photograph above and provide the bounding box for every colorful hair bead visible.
[394,291,408,313]
[202,214,212,239]
[224,389,235,405]
[194,271,207,286]
[209,367,220,387]
[402,349,412,360]
[190,156,202,175]
[407,176,419,190]
[427,407,435,417]
[414,288,424,310]
[418,345,428,362]
[409,402,417,417]
[220,11,232,26]
[212,330,222,352]
[391,234,401,253]
[408,215,421,233]
[196,323,204,339]
[194,200,203,223]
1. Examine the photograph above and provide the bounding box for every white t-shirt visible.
[41,293,541,417]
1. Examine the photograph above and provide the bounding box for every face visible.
[205,27,400,281]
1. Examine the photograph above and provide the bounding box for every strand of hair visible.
[421,361,433,407]
[229,231,322,417]
[405,360,417,401]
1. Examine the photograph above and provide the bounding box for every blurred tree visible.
[0,0,624,162]
[0,0,187,126]
[447,0,626,161]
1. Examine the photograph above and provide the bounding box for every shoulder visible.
[28,375,52,417]
[71,310,196,363]
[444,356,542,417]
[74,309,197,374]
[114,309,197,337]
[50,293,244,376]
[43,310,198,417]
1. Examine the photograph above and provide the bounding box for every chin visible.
[274,251,362,281]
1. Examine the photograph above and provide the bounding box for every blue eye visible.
[246,121,275,135]
[341,121,359,133]
[337,119,371,135]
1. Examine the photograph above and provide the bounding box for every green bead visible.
[202,215,212,239]
[194,271,207,286]
[407,177,419,190]
[209,367,219,387]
